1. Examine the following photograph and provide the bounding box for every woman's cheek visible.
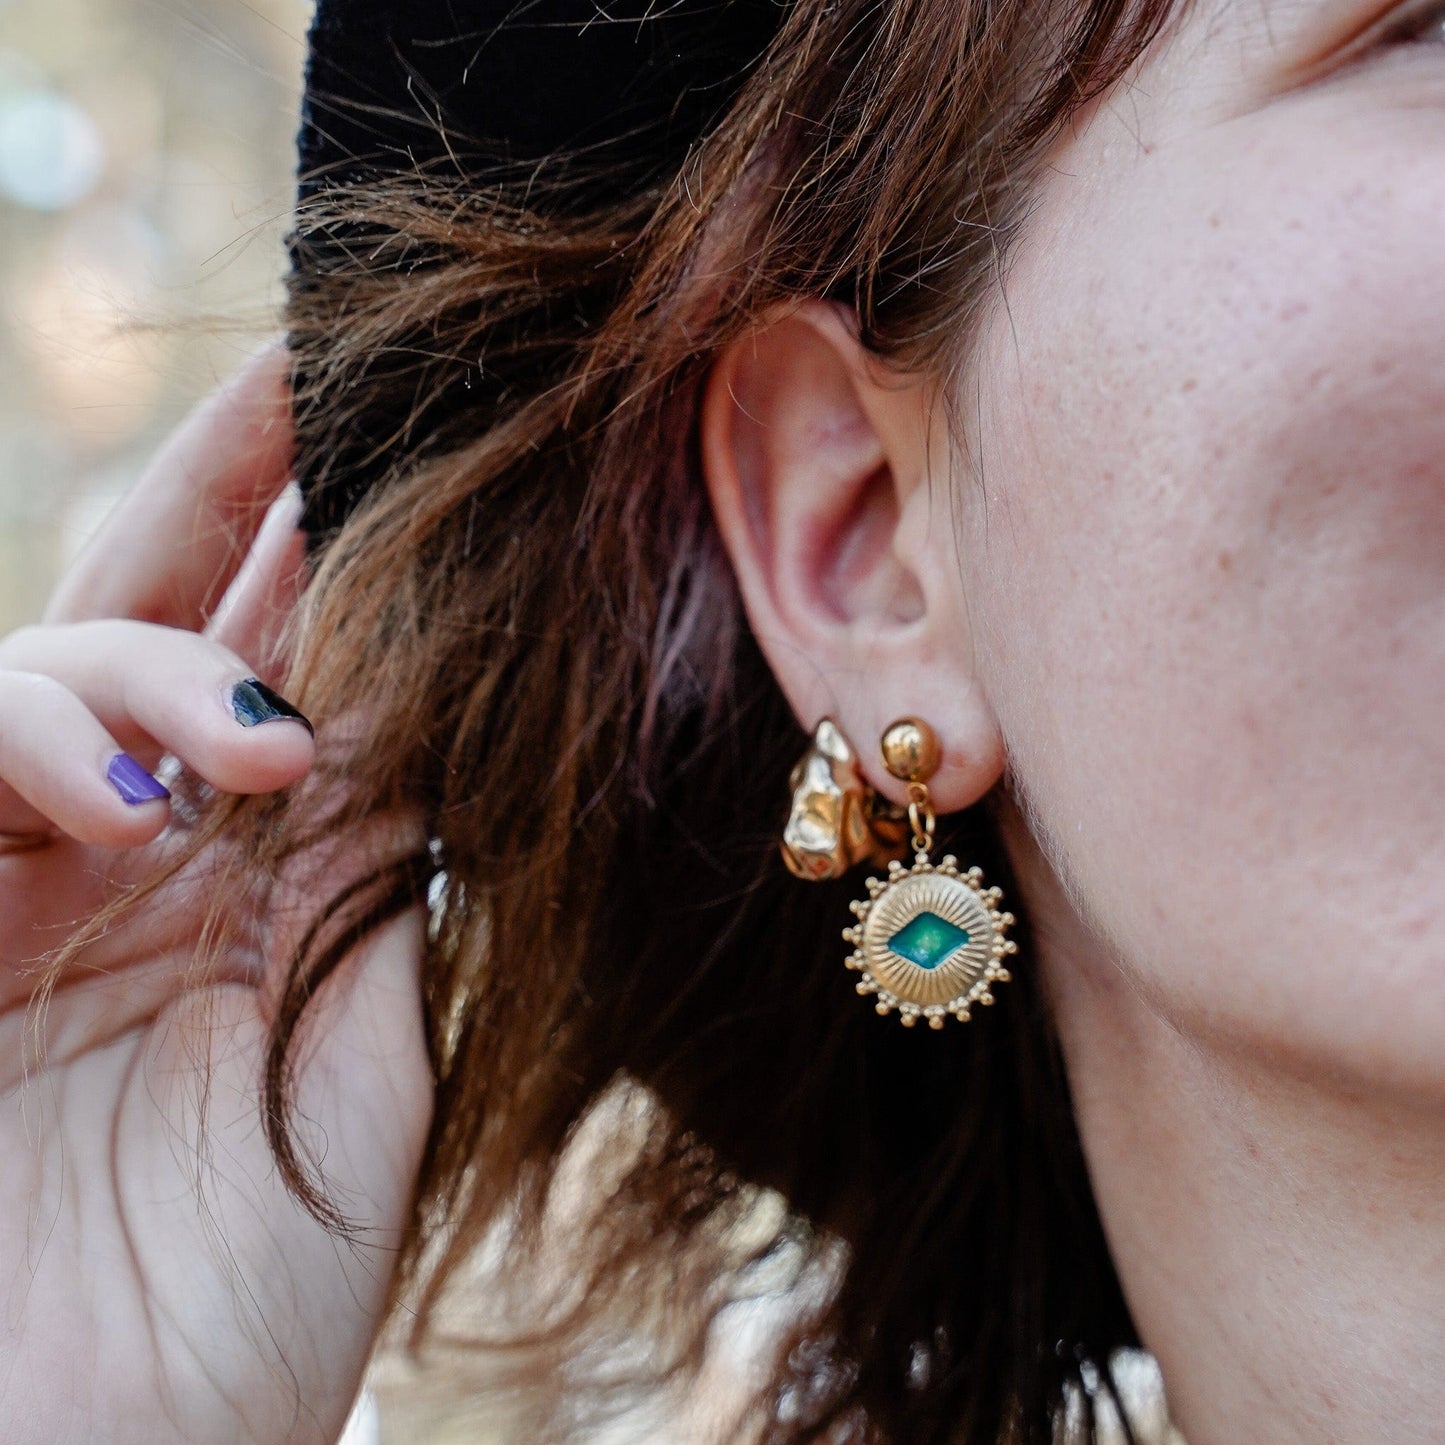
[966,114,1445,1078]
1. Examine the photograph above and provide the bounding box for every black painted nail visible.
[107,753,170,806]
[230,678,314,736]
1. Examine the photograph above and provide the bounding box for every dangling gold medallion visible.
[835,716,1019,1029]
[843,852,1016,1028]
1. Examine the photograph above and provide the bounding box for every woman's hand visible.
[0,350,433,1444]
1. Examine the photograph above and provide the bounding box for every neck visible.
[1046,920,1445,1445]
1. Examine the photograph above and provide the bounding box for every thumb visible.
[205,483,308,683]
[148,900,433,1445]
[284,900,434,1212]
[271,896,434,1423]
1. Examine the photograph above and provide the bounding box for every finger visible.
[0,789,53,845]
[205,485,307,681]
[44,345,294,631]
[0,833,115,991]
[0,621,314,797]
[0,671,171,848]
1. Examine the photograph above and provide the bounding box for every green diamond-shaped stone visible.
[888,911,970,970]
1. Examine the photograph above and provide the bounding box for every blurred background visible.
[0,0,308,631]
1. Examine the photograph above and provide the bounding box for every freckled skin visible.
[928,12,1445,1437]
[957,15,1445,1091]
[704,8,1443,1434]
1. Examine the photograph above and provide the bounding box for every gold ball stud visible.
[879,717,942,783]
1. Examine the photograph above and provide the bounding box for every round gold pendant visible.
[843,853,1017,1028]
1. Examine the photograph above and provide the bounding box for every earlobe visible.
[700,300,1005,813]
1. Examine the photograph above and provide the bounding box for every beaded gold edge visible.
[843,854,1018,1028]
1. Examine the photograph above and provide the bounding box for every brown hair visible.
[167,0,1180,1439]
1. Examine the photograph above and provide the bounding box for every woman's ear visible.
[700,301,1005,809]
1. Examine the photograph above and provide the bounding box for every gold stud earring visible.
[841,718,1017,1029]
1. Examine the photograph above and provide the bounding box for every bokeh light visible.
[0,0,308,630]
[0,88,105,210]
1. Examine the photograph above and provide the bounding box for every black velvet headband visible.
[292,0,787,535]
[297,0,785,210]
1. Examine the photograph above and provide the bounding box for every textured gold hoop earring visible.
[780,718,907,881]
[842,719,1017,1028]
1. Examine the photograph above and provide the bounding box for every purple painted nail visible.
[106,753,171,806]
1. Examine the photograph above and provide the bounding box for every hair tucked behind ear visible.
[241,0,1182,1439]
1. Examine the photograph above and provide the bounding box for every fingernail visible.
[107,753,171,806]
[230,678,314,736]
